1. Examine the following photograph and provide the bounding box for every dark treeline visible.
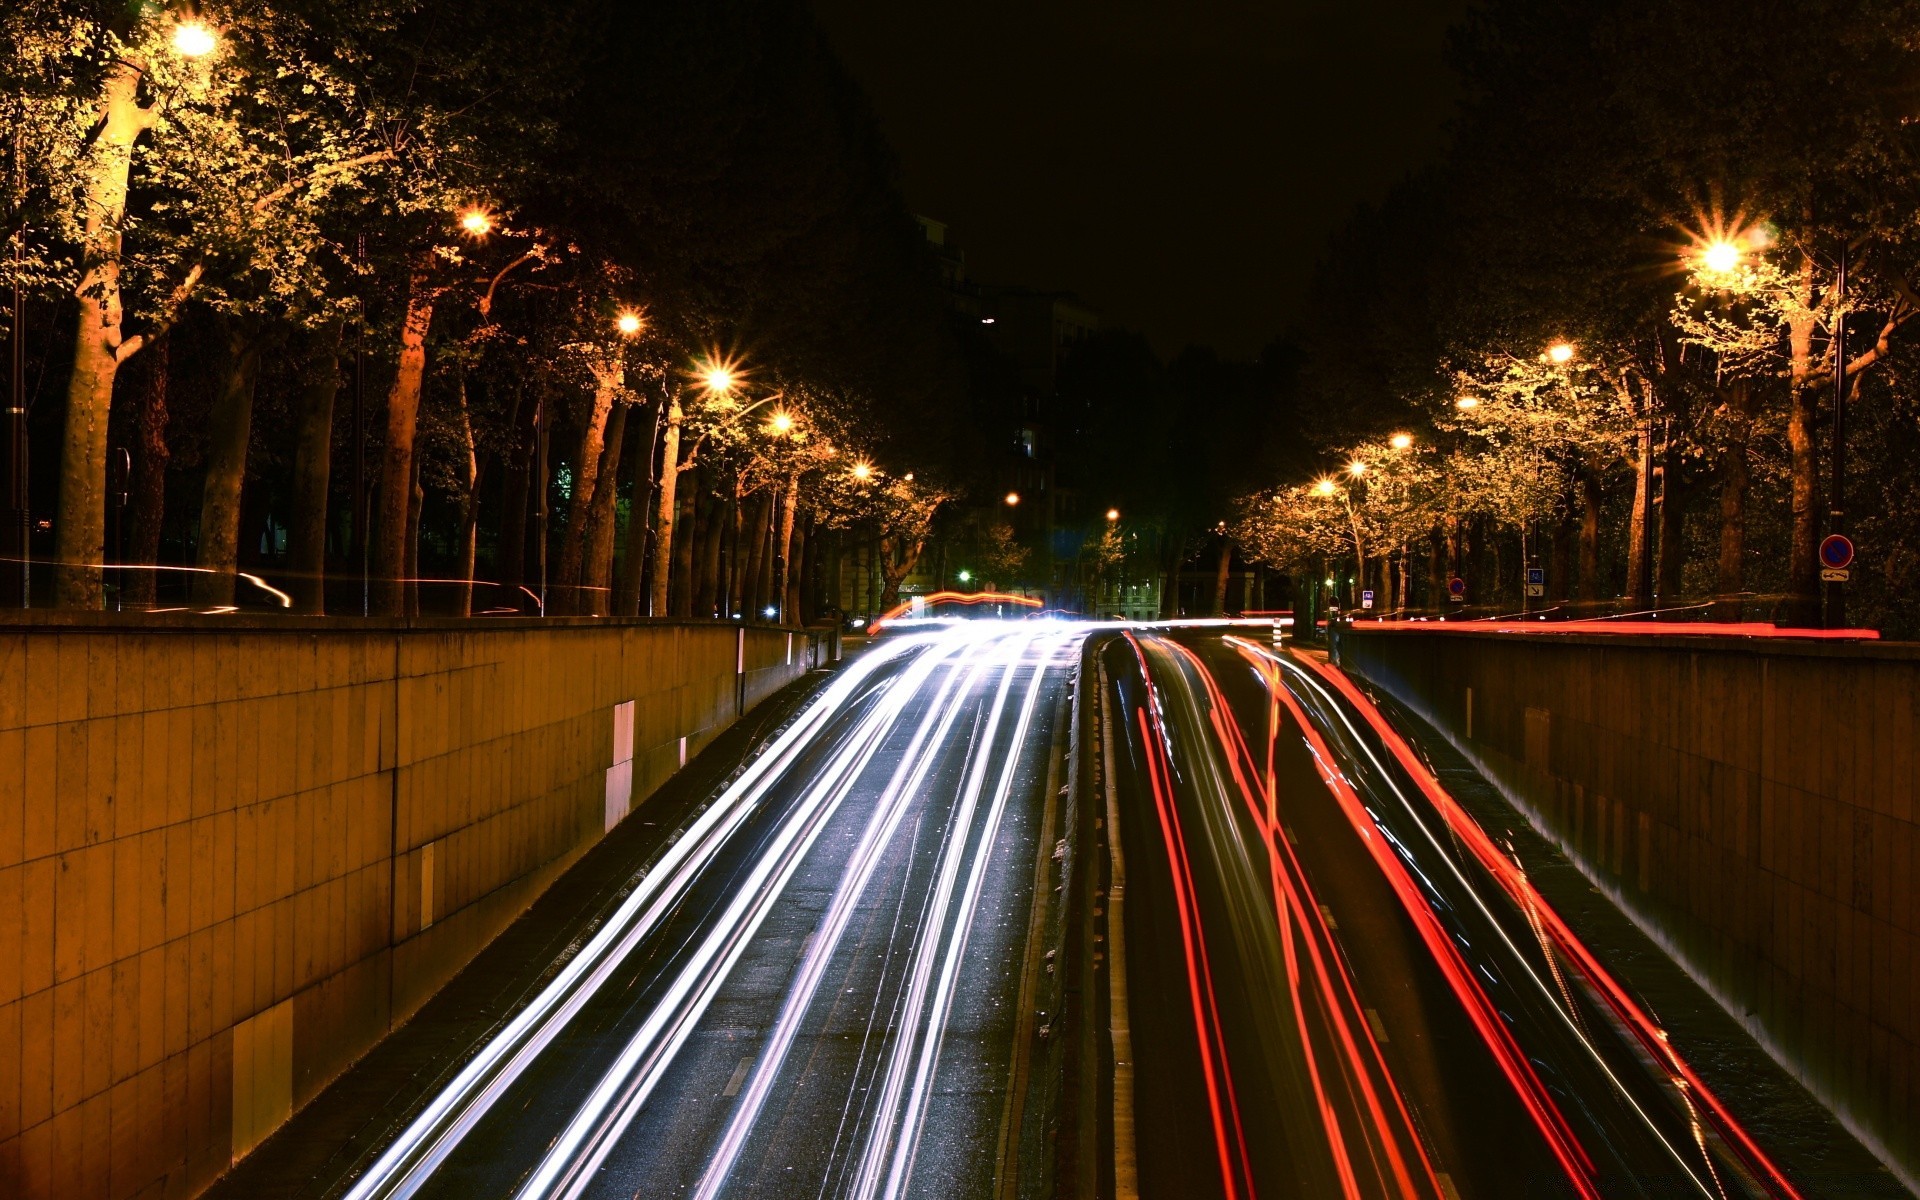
[1238,0,1920,635]
[2,0,980,619]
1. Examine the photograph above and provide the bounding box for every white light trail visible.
[514,627,1025,1200]
[690,632,1039,1200]
[845,633,1065,1200]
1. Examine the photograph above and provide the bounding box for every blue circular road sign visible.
[1819,534,1855,570]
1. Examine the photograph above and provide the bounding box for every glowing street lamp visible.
[1389,433,1413,450]
[1699,240,1742,274]
[1313,477,1338,497]
[459,208,493,237]
[700,363,737,395]
[1546,341,1576,365]
[1004,491,1021,506]
[766,409,795,436]
[1347,460,1367,478]
[171,20,218,58]
[957,569,973,584]
[1455,396,1480,410]
[851,461,873,481]
[615,310,643,336]
[1106,508,1121,521]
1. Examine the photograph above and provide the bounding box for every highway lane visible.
[1100,628,1808,1200]
[339,622,1079,1200]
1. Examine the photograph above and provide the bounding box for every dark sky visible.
[809,0,1473,359]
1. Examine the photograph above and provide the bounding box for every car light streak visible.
[691,632,1059,1199]
[341,634,931,1200]
[511,634,995,1200]
[1277,646,1805,1199]
[849,634,1065,1200]
[1122,635,1256,1200]
[1153,637,1440,1200]
[1214,640,1604,1197]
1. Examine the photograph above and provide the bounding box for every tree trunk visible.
[787,514,807,625]
[1428,526,1448,614]
[498,393,537,605]
[122,336,171,609]
[739,491,771,620]
[1550,509,1575,607]
[405,456,423,618]
[614,399,661,617]
[1784,383,1820,624]
[449,372,480,618]
[1211,538,1231,615]
[193,318,265,608]
[554,356,621,612]
[722,487,744,617]
[580,399,630,616]
[775,472,800,623]
[1656,432,1687,605]
[1714,383,1753,618]
[1627,420,1653,608]
[373,254,435,616]
[1578,471,1602,603]
[696,487,725,619]
[648,394,683,617]
[671,469,697,617]
[55,62,155,609]
[879,535,924,613]
[289,319,344,614]
[1781,257,1821,626]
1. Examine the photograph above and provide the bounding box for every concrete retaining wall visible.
[1338,627,1920,1185]
[0,617,823,1200]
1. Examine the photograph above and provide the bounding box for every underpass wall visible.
[0,616,824,1200]
[1337,627,1920,1186]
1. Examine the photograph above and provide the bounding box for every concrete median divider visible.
[0,614,827,1200]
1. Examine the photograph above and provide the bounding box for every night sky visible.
[809,0,1474,359]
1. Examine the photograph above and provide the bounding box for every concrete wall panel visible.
[0,618,820,1200]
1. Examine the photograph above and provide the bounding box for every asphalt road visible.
[1098,629,1814,1200]
[326,623,1077,1200]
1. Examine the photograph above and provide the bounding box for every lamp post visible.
[4,129,27,607]
[1827,245,1848,628]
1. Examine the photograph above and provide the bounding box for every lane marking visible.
[1365,1008,1389,1044]
[723,1058,754,1098]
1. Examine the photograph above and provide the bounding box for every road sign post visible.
[1525,567,1545,599]
[1447,576,1466,604]
[1361,589,1374,611]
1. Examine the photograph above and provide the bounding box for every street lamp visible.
[1313,477,1337,497]
[1455,396,1480,410]
[1546,341,1575,365]
[766,409,795,437]
[851,461,873,481]
[171,20,218,58]
[1390,433,1413,450]
[958,569,972,584]
[1699,240,1742,274]
[615,310,643,336]
[459,208,493,238]
[1106,508,1120,521]
[1004,491,1020,506]
[1347,460,1367,478]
